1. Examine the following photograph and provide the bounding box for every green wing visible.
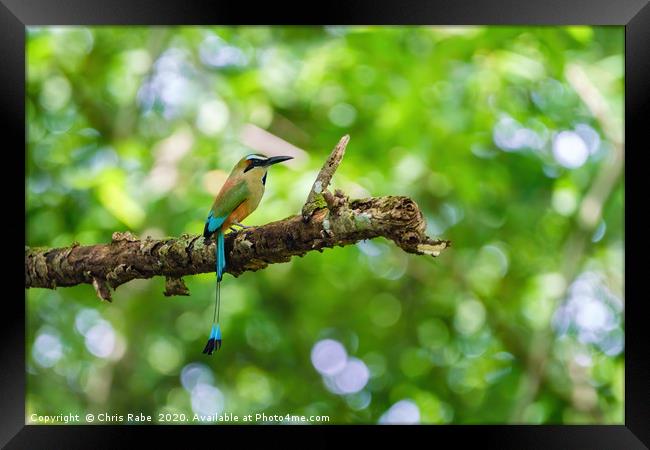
[210,177,250,220]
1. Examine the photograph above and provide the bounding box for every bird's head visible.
[235,153,293,183]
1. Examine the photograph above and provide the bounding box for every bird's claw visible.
[232,222,253,229]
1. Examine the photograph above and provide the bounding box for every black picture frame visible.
[3,0,648,448]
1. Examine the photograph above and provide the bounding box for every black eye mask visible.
[243,158,266,173]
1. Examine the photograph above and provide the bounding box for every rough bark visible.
[302,134,349,221]
[25,136,450,301]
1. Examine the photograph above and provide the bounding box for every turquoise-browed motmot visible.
[202,153,293,355]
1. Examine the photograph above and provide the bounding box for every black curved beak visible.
[263,155,293,166]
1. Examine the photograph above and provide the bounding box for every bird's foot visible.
[232,221,253,229]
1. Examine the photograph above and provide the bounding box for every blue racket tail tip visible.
[202,324,222,355]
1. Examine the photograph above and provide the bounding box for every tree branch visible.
[302,134,349,221]
[25,136,450,300]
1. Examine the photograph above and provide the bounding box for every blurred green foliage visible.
[26,26,624,424]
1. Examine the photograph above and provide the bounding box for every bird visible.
[202,153,293,355]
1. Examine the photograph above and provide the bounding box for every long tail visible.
[203,230,225,355]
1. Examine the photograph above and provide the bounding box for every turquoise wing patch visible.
[203,211,227,239]
[207,211,226,232]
